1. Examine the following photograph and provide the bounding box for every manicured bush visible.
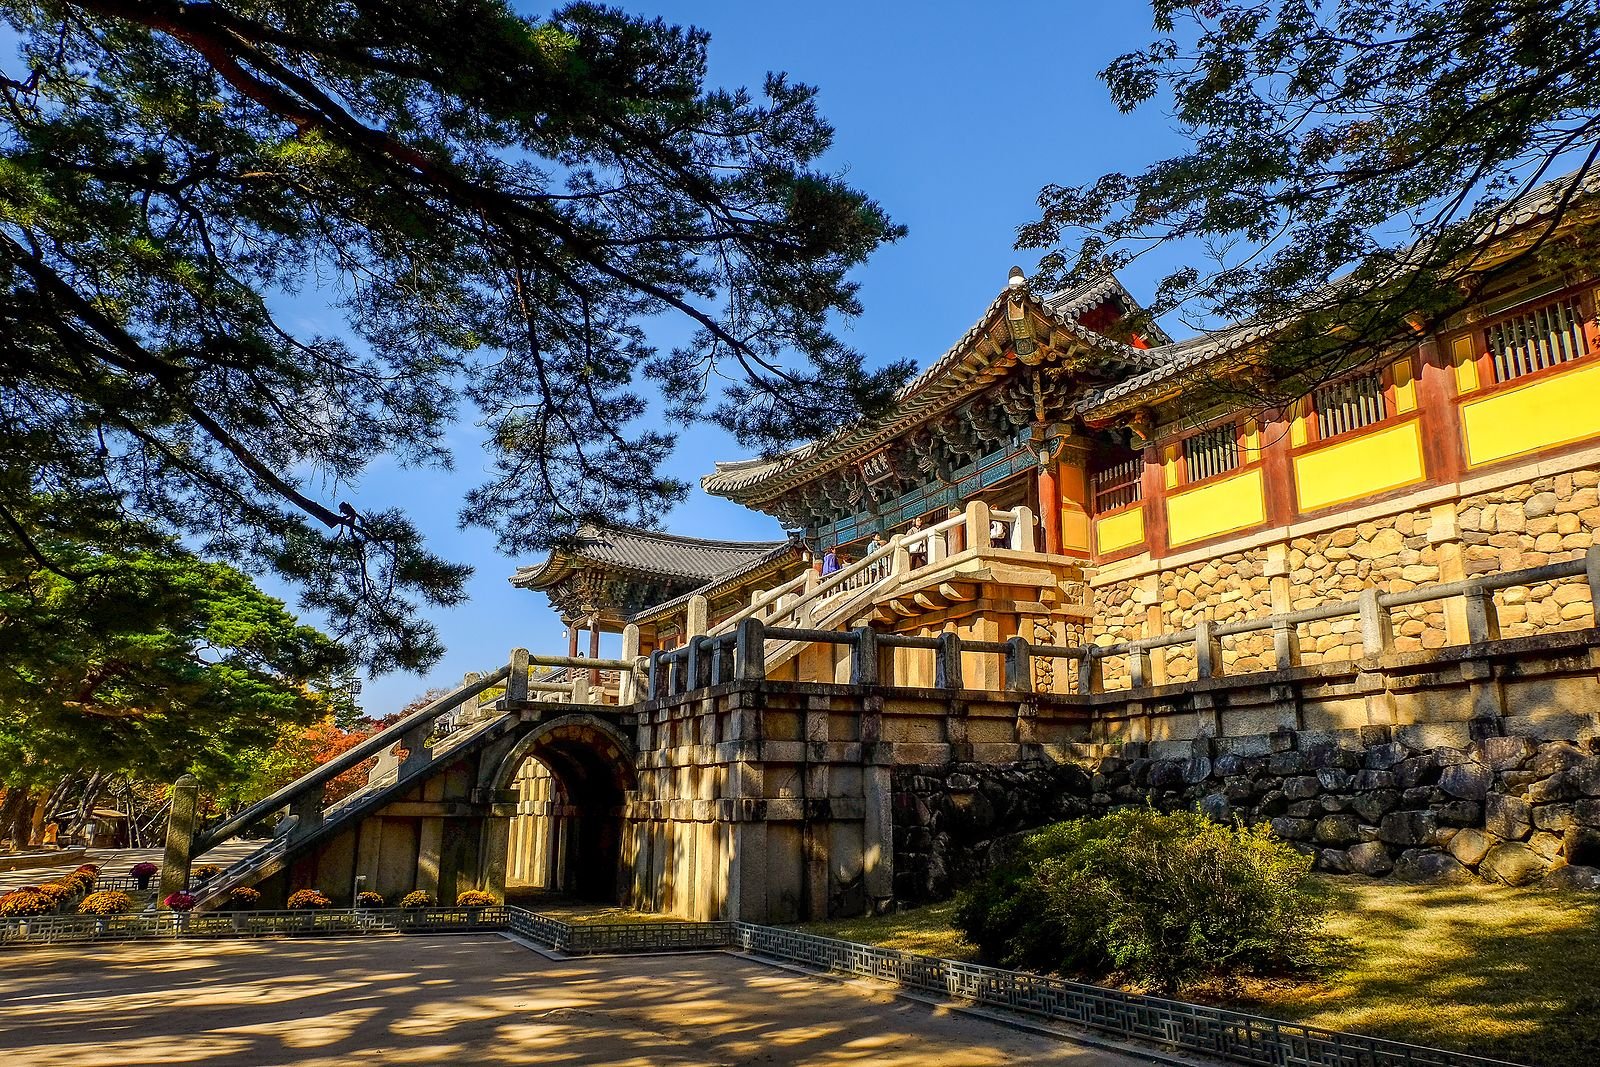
[0,889,54,917]
[162,891,197,911]
[78,891,134,916]
[228,887,261,909]
[455,890,495,908]
[399,890,434,909]
[286,889,331,910]
[355,891,386,908]
[954,808,1330,990]
[192,864,221,880]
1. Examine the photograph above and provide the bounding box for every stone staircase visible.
[187,651,641,910]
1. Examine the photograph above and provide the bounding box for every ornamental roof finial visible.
[1007,265,1027,290]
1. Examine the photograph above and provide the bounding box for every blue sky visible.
[346,2,1194,711]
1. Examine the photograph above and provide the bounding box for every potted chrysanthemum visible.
[455,889,495,925]
[130,862,159,891]
[78,890,134,934]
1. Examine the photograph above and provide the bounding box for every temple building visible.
[515,171,1600,696]
[218,173,1600,924]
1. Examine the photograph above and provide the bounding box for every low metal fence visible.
[1,906,508,946]
[726,924,1520,1067]
[503,909,731,954]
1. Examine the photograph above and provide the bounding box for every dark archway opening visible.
[504,725,632,903]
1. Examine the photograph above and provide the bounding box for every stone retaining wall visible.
[1089,467,1600,689]
[891,725,1600,902]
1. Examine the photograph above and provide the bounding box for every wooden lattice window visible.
[1182,424,1239,483]
[1312,371,1388,440]
[1092,455,1143,512]
[1484,297,1589,383]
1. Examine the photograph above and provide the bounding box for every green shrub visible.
[954,808,1330,990]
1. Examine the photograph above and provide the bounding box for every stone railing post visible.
[159,773,199,900]
[460,671,483,723]
[685,594,709,639]
[618,624,640,704]
[735,617,766,682]
[1129,646,1155,689]
[1077,646,1102,695]
[1003,636,1033,693]
[571,670,591,704]
[1012,505,1036,551]
[1195,622,1223,680]
[506,647,529,706]
[1464,585,1501,644]
[1272,620,1302,671]
[850,627,879,687]
[647,649,665,700]
[685,635,710,691]
[965,499,992,551]
[1587,545,1600,621]
[1358,588,1392,658]
[935,632,964,690]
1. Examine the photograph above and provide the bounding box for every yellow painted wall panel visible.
[1391,356,1417,413]
[1166,468,1267,547]
[1095,505,1145,554]
[1293,419,1426,513]
[1451,336,1479,394]
[1461,359,1600,467]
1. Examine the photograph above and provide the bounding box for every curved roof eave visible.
[701,285,1154,501]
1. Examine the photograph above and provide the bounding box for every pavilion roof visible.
[509,524,787,592]
[701,279,1163,504]
[704,168,1600,504]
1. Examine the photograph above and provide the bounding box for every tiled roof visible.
[509,524,786,590]
[705,168,1600,494]
[701,282,1162,498]
[629,539,805,624]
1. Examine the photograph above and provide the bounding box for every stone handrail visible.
[199,664,513,849]
[642,546,1600,701]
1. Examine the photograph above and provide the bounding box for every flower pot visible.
[133,874,152,892]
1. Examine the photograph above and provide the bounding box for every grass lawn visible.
[794,878,1600,1067]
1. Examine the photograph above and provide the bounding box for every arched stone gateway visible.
[486,715,636,902]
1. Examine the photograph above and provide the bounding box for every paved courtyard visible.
[0,935,1147,1066]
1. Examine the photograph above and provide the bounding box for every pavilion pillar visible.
[588,614,602,687]
[567,623,580,659]
[1037,461,1061,555]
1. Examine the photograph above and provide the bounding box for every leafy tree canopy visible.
[0,1,908,673]
[0,511,353,791]
[1021,0,1600,399]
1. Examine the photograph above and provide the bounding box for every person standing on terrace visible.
[821,545,840,576]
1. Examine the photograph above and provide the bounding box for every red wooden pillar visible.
[1037,462,1062,555]
[1140,442,1168,559]
[1415,339,1465,481]
[567,622,580,659]
[1260,410,1297,528]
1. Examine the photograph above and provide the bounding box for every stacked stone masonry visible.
[1088,469,1600,691]
[891,728,1600,900]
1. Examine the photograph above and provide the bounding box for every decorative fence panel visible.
[1,907,508,946]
